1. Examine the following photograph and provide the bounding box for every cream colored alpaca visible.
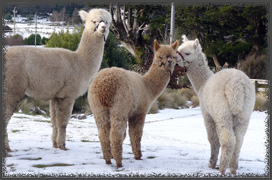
[88,40,179,167]
[177,35,255,175]
[3,8,112,156]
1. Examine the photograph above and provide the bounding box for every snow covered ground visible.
[5,16,75,39]
[3,107,268,177]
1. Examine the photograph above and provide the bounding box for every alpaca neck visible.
[76,30,105,73]
[143,63,171,100]
[187,54,214,94]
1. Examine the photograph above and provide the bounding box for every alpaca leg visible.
[4,91,26,155]
[110,116,127,168]
[217,121,236,175]
[128,114,145,160]
[229,117,249,174]
[55,97,75,150]
[4,96,17,154]
[203,113,220,169]
[94,110,112,165]
[50,99,58,148]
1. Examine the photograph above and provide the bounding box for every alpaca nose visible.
[168,60,172,66]
[101,25,106,29]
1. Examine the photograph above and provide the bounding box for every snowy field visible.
[3,107,268,177]
[5,16,75,39]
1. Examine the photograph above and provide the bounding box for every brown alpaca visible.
[3,9,112,156]
[88,40,179,167]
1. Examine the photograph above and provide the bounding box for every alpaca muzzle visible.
[94,20,107,41]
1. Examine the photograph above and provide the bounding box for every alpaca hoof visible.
[116,163,123,168]
[59,146,69,151]
[106,160,112,164]
[4,152,12,157]
[6,154,12,157]
[230,170,236,175]
[220,170,226,175]
[209,164,216,169]
[7,148,13,152]
[135,157,142,160]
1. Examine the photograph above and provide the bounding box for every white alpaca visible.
[4,8,112,156]
[177,35,255,175]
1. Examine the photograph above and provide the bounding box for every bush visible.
[24,34,42,45]
[254,92,268,112]
[6,34,24,46]
[148,88,197,113]
[73,94,90,114]
[46,26,84,51]
[149,101,159,114]
[17,97,49,116]
[41,37,49,45]
[239,54,267,79]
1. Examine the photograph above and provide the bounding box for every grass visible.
[11,130,21,133]
[7,164,15,167]
[33,163,74,168]
[20,157,42,160]
[81,139,91,142]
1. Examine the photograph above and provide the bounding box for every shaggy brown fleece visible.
[88,40,179,167]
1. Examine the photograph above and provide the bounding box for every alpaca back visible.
[203,69,255,116]
[89,67,148,114]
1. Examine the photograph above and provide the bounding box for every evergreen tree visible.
[24,34,42,45]
[175,4,267,67]
[5,12,12,22]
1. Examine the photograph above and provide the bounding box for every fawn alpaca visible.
[88,40,179,167]
[4,9,111,156]
[177,35,255,174]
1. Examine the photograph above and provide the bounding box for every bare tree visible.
[109,3,170,69]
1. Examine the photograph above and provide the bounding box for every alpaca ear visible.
[182,35,189,42]
[194,39,200,49]
[154,40,160,51]
[79,10,88,21]
[194,38,202,53]
[171,40,179,50]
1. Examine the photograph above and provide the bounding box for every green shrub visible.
[24,34,42,45]
[46,25,84,51]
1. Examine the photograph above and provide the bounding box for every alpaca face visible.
[79,9,112,38]
[177,35,205,68]
[153,40,179,74]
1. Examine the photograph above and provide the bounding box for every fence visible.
[250,79,268,92]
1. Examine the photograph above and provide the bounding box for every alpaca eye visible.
[185,53,190,56]
[159,56,163,59]
[93,21,96,24]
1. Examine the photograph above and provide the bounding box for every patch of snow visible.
[3,107,268,177]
